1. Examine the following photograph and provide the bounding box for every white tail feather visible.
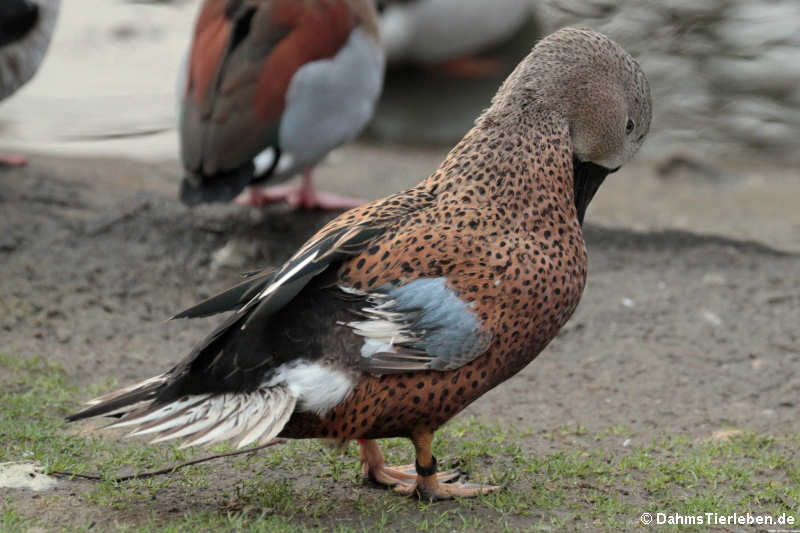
[147,407,222,443]
[130,398,223,438]
[179,395,246,448]
[236,389,296,448]
[107,395,211,430]
[102,386,296,449]
[148,394,258,444]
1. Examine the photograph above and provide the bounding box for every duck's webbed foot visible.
[358,433,501,500]
[358,439,459,488]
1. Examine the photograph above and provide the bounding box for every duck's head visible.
[487,27,652,223]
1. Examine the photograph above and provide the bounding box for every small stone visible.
[702,272,726,286]
[701,310,722,326]
[210,239,254,271]
[701,429,742,442]
[622,438,632,447]
[621,297,635,308]
[55,326,72,344]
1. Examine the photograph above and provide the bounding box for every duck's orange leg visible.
[392,430,501,501]
[358,439,459,488]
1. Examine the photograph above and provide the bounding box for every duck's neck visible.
[422,114,582,235]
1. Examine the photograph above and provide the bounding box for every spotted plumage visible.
[69,28,652,500]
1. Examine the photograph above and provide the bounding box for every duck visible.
[377,0,534,76]
[178,0,385,208]
[69,27,652,500]
[0,0,60,166]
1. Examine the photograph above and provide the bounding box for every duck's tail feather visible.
[106,386,296,449]
[66,373,169,422]
[69,378,297,450]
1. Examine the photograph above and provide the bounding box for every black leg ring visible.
[415,455,438,477]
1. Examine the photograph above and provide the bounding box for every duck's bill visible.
[572,158,618,225]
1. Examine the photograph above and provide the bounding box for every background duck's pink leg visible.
[239,170,366,210]
[0,154,28,167]
[292,170,366,210]
[430,56,505,79]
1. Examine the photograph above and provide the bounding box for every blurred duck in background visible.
[369,0,539,146]
[178,0,385,209]
[0,0,60,166]
[377,0,533,77]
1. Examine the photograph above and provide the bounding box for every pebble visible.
[210,239,253,271]
[701,309,723,327]
[702,272,726,286]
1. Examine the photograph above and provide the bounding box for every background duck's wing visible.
[179,0,358,203]
[180,0,283,202]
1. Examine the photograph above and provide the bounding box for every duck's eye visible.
[626,118,635,134]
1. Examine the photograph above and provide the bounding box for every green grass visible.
[1,352,799,532]
[0,503,36,533]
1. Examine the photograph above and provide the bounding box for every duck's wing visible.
[171,268,276,319]
[344,277,494,374]
[68,188,434,425]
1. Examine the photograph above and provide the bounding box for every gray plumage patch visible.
[344,278,492,374]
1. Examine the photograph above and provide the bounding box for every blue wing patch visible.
[344,277,492,374]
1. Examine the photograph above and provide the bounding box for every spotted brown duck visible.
[69,27,652,501]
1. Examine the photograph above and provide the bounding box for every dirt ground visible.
[1,144,799,530]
